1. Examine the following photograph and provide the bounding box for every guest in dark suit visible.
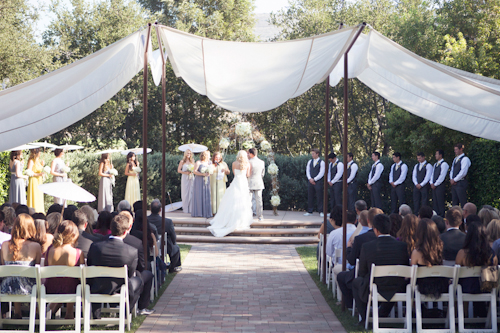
[337,208,382,308]
[72,210,101,258]
[352,214,410,324]
[87,214,144,319]
[440,207,466,262]
[147,199,182,272]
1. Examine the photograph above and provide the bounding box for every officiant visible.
[210,152,230,214]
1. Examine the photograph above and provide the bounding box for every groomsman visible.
[305,148,325,217]
[412,152,433,214]
[367,152,384,210]
[450,143,471,207]
[328,153,343,210]
[346,152,358,212]
[389,152,408,214]
[430,149,449,217]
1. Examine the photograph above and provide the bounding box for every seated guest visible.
[348,210,370,244]
[80,205,100,238]
[47,212,62,235]
[0,214,42,318]
[462,202,477,222]
[0,211,11,248]
[318,205,341,239]
[389,213,402,238]
[87,214,144,319]
[2,206,16,233]
[28,208,35,216]
[15,205,30,216]
[47,203,63,215]
[326,210,355,258]
[397,214,418,257]
[132,211,159,262]
[31,219,52,255]
[440,207,466,263]
[353,214,410,325]
[32,213,46,220]
[132,205,158,239]
[120,211,155,315]
[431,215,446,234]
[94,211,112,236]
[45,220,84,319]
[411,219,448,299]
[478,206,500,226]
[455,221,497,317]
[72,210,100,257]
[117,200,132,214]
[148,199,182,272]
[418,205,433,220]
[133,201,143,214]
[63,205,78,221]
[486,219,500,248]
[399,204,412,217]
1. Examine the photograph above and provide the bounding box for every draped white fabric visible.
[330,30,500,141]
[0,28,149,152]
[157,25,358,113]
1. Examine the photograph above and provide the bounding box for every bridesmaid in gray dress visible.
[191,150,213,218]
[8,150,28,205]
[50,148,68,205]
[98,153,114,212]
[177,149,195,213]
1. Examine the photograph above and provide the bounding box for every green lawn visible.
[296,246,367,333]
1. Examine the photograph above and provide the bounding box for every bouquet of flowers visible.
[271,195,281,207]
[132,166,141,173]
[26,169,35,177]
[268,163,279,175]
[235,122,252,137]
[242,140,255,149]
[43,166,51,174]
[62,166,71,173]
[219,138,230,149]
[200,165,215,184]
[186,164,195,179]
[260,140,271,151]
[109,168,118,186]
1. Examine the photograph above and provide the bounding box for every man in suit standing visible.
[450,143,471,207]
[327,153,343,210]
[248,148,266,221]
[87,214,144,319]
[367,152,384,210]
[430,149,449,217]
[346,153,359,212]
[352,214,410,325]
[440,207,466,263]
[305,148,325,217]
[148,199,182,272]
[389,152,407,214]
[412,152,433,214]
[72,209,101,257]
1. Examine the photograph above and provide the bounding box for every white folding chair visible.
[413,265,456,333]
[352,258,360,317]
[365,264,414,333]
[317,234,323,278]
[83,266,131,333]
[0,265,39,333]
[326,254,334,290]
[38,265,84,333]
[455,265,497,333]
[329,249,342,301]
[150,245,158,301]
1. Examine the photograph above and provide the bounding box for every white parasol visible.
[38,181,96,203]
[178,143,208,153]
[162,201,183,213]
[28,142,57,149]
[5,144,41,151]
[121,148,152,155]
[94,149,124,155]
[51,144,84,151]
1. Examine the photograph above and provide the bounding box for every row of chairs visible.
[0,264,132,333]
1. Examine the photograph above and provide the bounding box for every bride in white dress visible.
[208,150,254,237]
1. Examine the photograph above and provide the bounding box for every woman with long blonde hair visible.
[177,149,195,213]
[27,148,45,212]
[208,150,253,237]
[124,152,141,206]
[210,152,230,214]
[192,150,213,218]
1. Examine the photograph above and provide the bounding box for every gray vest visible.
[369,162,381,184]
[433,161,442,183]
[309,159,322,179]
[347,162,357,183]
[330,161,339,181]
[452,156,464,178]
[416,162,428,184]
[393,163,405,181]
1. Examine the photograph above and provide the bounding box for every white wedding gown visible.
[208,168,253,237]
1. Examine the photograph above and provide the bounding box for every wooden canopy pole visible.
[142,23,152,262]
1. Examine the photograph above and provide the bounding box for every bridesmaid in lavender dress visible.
[177,149,195,214]
[8,150,28,205]
[191,151,213,218]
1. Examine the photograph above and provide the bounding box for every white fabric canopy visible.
[0,28,149,152]
[157,25,358,113]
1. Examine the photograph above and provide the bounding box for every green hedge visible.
[468,139,500,209]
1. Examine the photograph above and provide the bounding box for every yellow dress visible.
[27,159,44,213]
[125,175,141,206]
[210,164,228,214]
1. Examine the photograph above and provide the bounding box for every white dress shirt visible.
[328,159,344,183]
[389,161,407,185]
[326,224,357,262]
[368,161,384,185]
[430,159,449,186]
[306,158,325,182]
[449,153,471,182]
[346,161,358,184]
[412,161,433,186]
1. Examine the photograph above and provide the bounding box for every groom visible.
[248,148,265,221]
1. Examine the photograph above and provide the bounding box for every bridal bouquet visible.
[235,122,252,137]
[43,166,51,174]
[186,164,195,179]
[260,140,271,151]
[219,138,230,149]
[268,163,279,175]
[109,168,118,186]
[271,195,281,207]
[132,166,141,173]
[200,165,215,184]
[62,166,71,173]
[242,140,255,149]
[25,169,35,177]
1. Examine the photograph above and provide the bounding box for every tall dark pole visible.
[142,23,152,261]
[341,22,366,311]
[155,24,167,261]
[322,76,330,284]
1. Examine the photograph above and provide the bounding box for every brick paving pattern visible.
[137,243,346,333]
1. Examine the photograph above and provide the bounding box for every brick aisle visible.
[137,244,346,333]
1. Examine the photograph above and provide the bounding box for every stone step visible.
[176,226,320,236]
[177,235,320,244]
[172,219,323,228]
